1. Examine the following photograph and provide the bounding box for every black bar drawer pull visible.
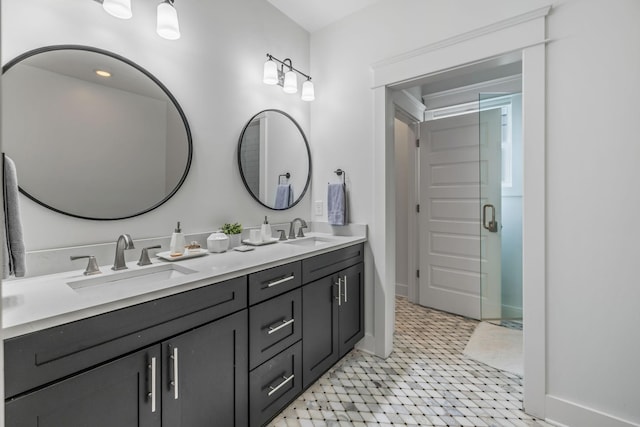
[267,318,295,335]
[267,374,294,397]
[267,275,295,288]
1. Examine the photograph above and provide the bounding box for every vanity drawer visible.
[249,288,301,370]
[5,276,247,398]
[302,243,364,284]
[248,261,301,305]
[249,341,302,427]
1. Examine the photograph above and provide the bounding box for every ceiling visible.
[266,1,523,108]
[266,0,383,33]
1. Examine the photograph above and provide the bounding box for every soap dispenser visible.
[170,221,186,255]
[261,216,271,241]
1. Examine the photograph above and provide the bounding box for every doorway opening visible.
[394,55,523,324]
[393,60,526,384]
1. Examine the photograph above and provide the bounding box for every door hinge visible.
[416,269,420,278]
[416,138,420,148]
[416,204,420,213]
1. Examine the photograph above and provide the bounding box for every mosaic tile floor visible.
[270,297,553,427]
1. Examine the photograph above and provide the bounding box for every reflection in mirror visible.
[237,110,311,210]
[2,45,192,220]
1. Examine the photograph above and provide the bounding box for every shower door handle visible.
[482,204,498,232]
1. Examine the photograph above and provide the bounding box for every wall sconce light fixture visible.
[98,0,181,40]
[263,54,315,101]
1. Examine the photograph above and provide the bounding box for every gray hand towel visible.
[3,154,26,278]
[327,183,346,226]
[274,184,294,209]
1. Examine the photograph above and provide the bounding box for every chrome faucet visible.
[112,234,135,271]
[288,218,308,239]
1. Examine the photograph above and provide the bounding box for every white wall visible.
[1,0,311,251]
[310,0,640,425]
[544,1,640,425]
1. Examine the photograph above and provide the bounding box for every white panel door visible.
[419,109,502,319]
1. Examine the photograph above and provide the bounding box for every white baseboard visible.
[355,332,376,355]
[546,395,640,427]
[395,282,408,297]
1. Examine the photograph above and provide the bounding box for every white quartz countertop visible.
[3,232,366,339]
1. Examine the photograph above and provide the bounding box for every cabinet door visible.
[6,346,161,427]
[338,263,365,357]
[301,274,339,389]
[162,310,248,427]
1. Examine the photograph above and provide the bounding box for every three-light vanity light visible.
[263,54,315,101]
[100,0,181,40]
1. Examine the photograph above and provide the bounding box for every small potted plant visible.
[221,222,243,248]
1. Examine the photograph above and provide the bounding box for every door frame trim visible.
[371,5,550,419]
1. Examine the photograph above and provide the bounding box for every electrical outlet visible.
[314,200,323,216]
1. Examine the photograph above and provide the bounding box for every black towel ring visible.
[333,169,346,185]
[278,172,291,185]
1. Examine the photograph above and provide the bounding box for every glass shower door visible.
[479,93,522,323]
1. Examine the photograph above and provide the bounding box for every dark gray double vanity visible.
[4,242,364,426]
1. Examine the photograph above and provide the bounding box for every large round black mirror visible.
[237,110,311,210]
[2,45,192,220]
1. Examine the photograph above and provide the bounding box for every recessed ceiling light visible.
[95,69,112,78]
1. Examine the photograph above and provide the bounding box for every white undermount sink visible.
[283,236,337,247]
[67,263,197,294]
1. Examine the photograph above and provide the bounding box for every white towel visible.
[327,183,347,226]
[3,154,26,278]
[274,184,294,209]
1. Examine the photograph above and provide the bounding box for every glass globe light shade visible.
[283,70,298,94]
[263,60,278,85]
